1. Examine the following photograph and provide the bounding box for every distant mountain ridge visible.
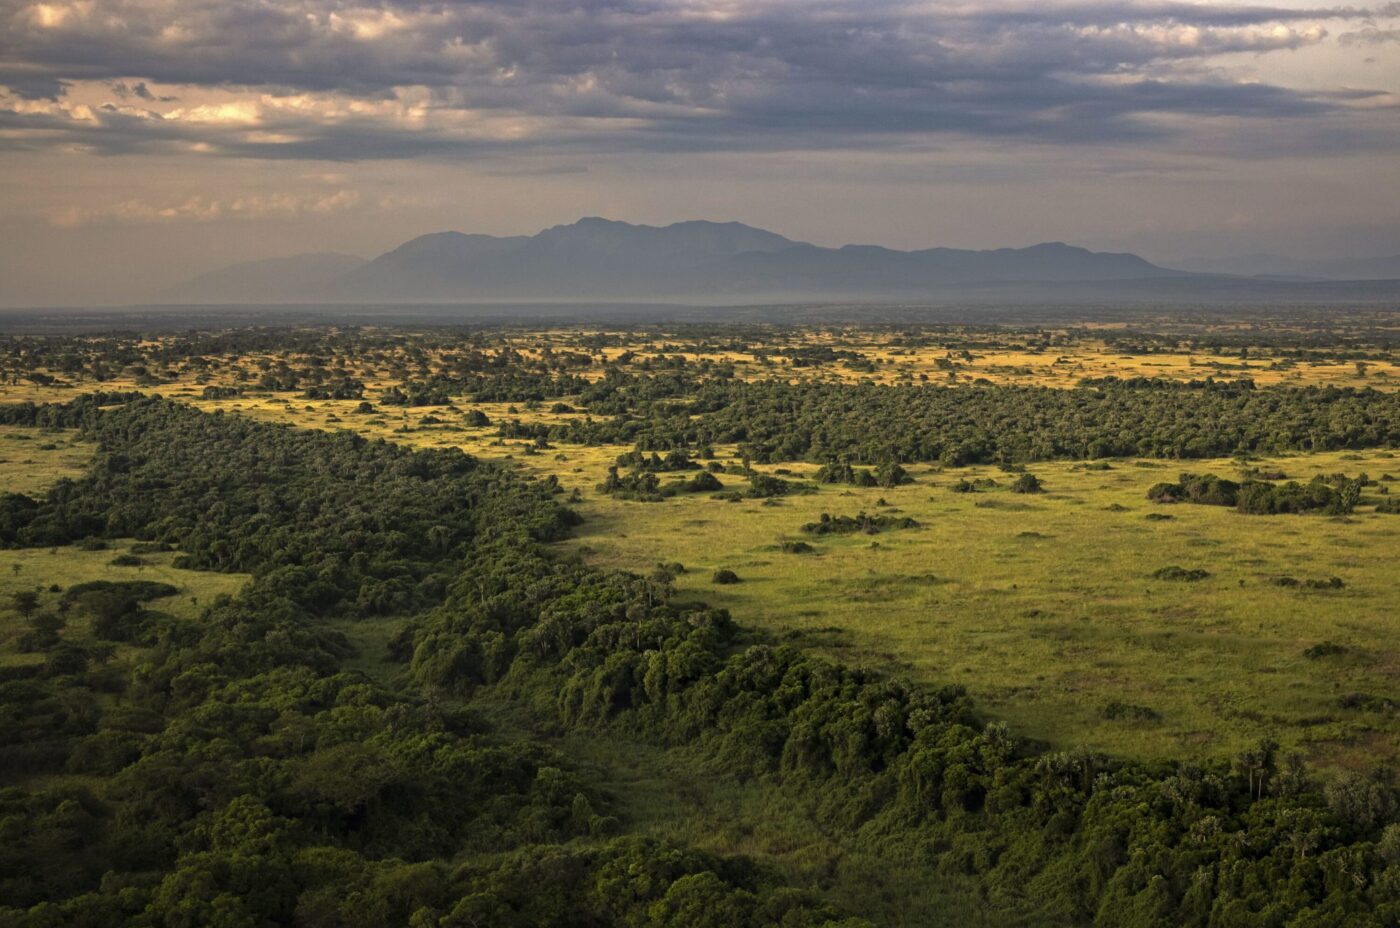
[157,218,1397,305]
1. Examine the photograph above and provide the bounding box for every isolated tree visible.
[11,589,39,618]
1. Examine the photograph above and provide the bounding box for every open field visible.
[7,383,1397,768]
[554,449,1400,768]
[0,426,94,495]
[0,543,250,667]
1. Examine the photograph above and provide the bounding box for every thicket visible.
[527,378,1400,465]
[1148,473,1365,515]
[800,513,921,535]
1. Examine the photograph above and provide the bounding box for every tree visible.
[12,589,40,618]
[1011,473,1043,494]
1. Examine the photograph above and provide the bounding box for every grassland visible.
[0,425,94,495]
[3,325,1397,771]
[0,545,250,660]
[557,449,1400,767]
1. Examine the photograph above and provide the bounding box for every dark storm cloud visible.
[0,0,1394,159]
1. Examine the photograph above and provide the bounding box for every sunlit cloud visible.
[46,188,366,227]
[0,0,1394,159]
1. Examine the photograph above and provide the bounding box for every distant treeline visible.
[504,376,1400,465]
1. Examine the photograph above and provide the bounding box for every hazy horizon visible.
[2,0,1399,306]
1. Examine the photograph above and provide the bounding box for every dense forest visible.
[0,397,859,927]
[1,394,1398,926]
[523,376,1400,465]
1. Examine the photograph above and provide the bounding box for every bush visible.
[1010,473,1043,494]
[1152,566,1210,582]
[711,569,741,585]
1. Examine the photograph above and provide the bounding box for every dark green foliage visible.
[200,385,241,400]
[302,377,364,400]
[0,397,630,922]
[534,377,1400,465]
[816,460,911,488]
[11,590,39,617]
[815,461,878,487]
[1151,565,1211,581]
[874,461,911,487]
[1338,692,1396,712]
[380,379,453,406]
[1149,472,1363,515]
[617,447,698,472]
[1010,473,1043,493]
[800,512,920,535]
[598,465,723,501]
[1236,476,1360,515]
[1148,472,1240,505]
[712,569,741,585]
[60,580,179,604]
[1303,641,1347,659]
[747,472,803,498]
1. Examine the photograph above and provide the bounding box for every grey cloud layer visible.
[1,0,1395,159]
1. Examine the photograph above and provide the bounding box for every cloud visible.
[0,0,1396,160]
[1339,25,1400,42]
[47,188,365,227]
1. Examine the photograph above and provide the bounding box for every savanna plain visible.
[2,311,1398,927]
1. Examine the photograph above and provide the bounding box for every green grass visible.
[0,426,94,495]
[324,614,406,684]
[552,449,1400,770]
[0,543,250,669]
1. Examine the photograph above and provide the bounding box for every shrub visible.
[1010,473,1043,494]
[1152,566,1210,582]
[711,569,741,585]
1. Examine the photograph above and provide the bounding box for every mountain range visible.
[157,218,1400,305]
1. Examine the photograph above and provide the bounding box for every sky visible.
[1,0,1398,306]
